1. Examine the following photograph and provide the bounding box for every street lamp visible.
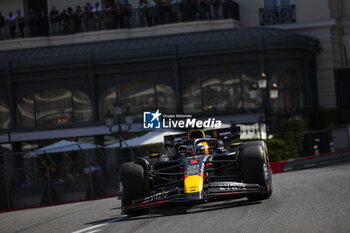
[269,82,278,99]
[258,72,267,88]
[104,102,134,160]
[248,82,258,99]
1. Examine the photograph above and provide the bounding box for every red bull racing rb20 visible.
[120,127,273,216]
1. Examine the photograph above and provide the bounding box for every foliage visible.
[264,138,285,162]
[279,118,306,159]
[309,109,340,130]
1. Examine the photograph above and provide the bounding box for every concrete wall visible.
[342,0,350,19]
[0,0,23,18]
[235,0,261,27]
[299,26,339,108]
[293,0,331,23]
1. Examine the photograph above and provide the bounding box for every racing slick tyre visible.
[240,141,272,201]
[120,162,150,216]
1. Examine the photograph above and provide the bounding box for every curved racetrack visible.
[1,163,349,233]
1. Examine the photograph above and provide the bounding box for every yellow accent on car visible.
[213,130,218,138]
[202,142,209,155]
[184,175,204,193]
[188,129,205,139]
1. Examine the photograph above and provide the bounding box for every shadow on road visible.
[85,198,261,226]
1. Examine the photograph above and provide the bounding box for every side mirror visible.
[230,142,241,150]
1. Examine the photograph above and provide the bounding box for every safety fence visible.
[0,149,131,211]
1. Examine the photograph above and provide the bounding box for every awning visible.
[24,140,102,157]
[105,129,183,149]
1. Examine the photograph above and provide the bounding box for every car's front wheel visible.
[120,162,150,216]
[240,141,272,201]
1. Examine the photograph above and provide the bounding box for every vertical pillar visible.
[172,46,183,114]
[89,53,99,122]
[7,61,17,130]
[257,38,270,136]
[302,52,310,110]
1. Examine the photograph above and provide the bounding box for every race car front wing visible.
[123,182,266,212]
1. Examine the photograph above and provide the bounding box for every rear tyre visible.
[240,141,272,201]
[120,162,150,216]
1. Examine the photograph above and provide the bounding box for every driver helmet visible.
[216,140,225,151]
[196,142,209,155]
[187,145,195,157]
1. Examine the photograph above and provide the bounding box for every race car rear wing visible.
[164,126,240,146]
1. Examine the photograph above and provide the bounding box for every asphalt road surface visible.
[1,163,350,233]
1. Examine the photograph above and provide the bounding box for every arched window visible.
[183,78,202,113]
[183,73,260,113]
[270,70,303,114]
[118,81,156,115]
[17,95,35,128]
[99,81,176,119]
[72,90,93,123]
[241,74,263,108]
[0,101,10,129]
[202,74,242,111]
[99,87,117,121]
[17,89,92,128]
[156,84,176,111]
[35,88,73,126]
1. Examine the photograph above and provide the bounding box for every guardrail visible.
[270,148,350,174]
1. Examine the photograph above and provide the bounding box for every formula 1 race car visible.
[120,127,272,216]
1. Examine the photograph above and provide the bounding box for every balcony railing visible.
[0,2,240,41]
[259,5,296,26]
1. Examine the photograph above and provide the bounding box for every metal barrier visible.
[270,148,350,174]
[0,150,124,210]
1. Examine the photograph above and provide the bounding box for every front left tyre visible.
[120,162,150,216]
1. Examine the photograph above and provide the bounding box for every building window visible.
[99,87,117,121]
[17,89,92,128]
[183,78,202,113]
[242,74,263,108]
[99,81,176,119]
[270,70,303,114]
[72,90,93,123]
[280,0,291,8]
[0,101,10,129]
[156,84,176,111]
[17,95,35,128]
[267,0,278,9]
[183,73,262,114]
[260,0,295,25]
[118,81,156,116]
[35,88,73,126]
[202,74,242,111]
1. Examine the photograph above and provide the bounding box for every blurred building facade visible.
[0,0,349,164]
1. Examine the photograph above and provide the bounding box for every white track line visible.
[71,216,126,233]
[85,230,101,233]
